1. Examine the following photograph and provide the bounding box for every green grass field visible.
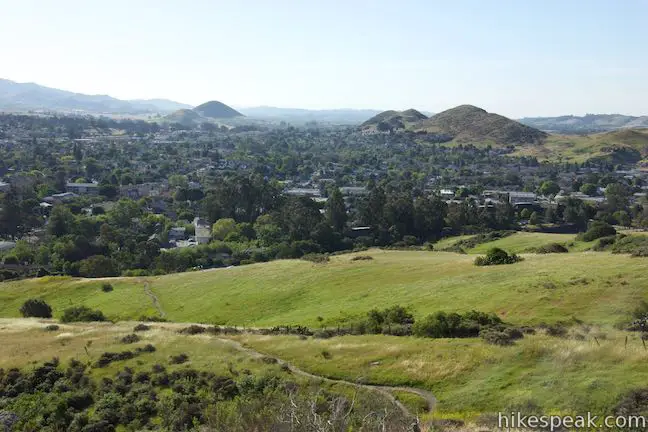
[229,330,648,418]
[1,247,647,328]
[465,232,576,254]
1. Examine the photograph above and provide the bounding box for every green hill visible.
[413,105,548,144]
[194,100,243,119]
[2,249,646,327]
[164,108,203,125]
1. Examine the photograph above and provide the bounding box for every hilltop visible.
[413,105,548,144]
[194,100,243,119]
[360,108,427,131]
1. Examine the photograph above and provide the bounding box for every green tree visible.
[78,255,118,278]
[539,180,560,196]
[580,183,598,196]
[529,211,540,225]
[325,187,347,232]
[47,205,76,237]
[211,218,237,240]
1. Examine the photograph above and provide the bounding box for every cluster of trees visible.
[0,358,412,431]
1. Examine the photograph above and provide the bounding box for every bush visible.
[133,323,151,332]
[577,221,616,242]
[101,283,113,292]
[61,306,107,323]
[611,235,648,256]
[534,243,568,254]
[474,248,522,266]
[481,327,523,346]
[120,334,140,344]
[169,353,189,364]
[20,298,53,318]
[593,235,617,251]
[179,325,206,335]
[94,351,135,368]
[44,324,60,331]
[2,255,19,265]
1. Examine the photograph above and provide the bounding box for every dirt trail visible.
[143,281,166,318]
[215,337,437,418]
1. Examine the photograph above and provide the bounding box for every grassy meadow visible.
[1,245,647,328]
[228,330,648,418]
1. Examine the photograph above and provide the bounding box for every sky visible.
[1,0,647,117]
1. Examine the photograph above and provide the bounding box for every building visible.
[43,192,77,203]
[0,181,10,192]
[194,217,211,244]
[66,182,99,195]
[508,192,537,205]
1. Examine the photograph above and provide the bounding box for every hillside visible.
[413,105,548,144]
[513,128,648,163]
[520,113,648,133]
[164,108,204,125]
[360,108,427,131]
[0,78,191,114]
[194,100,243,119]
[2,249,646,327]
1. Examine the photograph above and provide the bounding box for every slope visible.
[1,250,646,327]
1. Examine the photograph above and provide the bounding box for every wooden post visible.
[594,336,600,346]
[625,335,628,349]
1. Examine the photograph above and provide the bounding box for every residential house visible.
[66,182,99,195]
[194,217,211,244]
[0,181,10,192]
[168,227,187,242]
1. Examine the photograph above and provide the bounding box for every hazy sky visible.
[1,0,646,117]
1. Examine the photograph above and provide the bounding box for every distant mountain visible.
[0,78,191,114]
[194,101,243,119]
[414,105,547,144]
[360,109,427,131]
[519,114,648,133]
[239,106,389,124]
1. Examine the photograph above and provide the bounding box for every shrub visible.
[133,323,151,332]
[611,235,648,256]
[474,248,522,266]
[593,235,617,251]
[120,334,140,344]
[44,324,60,331]
[179,325,206,335]
[577,221,616,242]
[101,283,113,292]
[94,351,135,368]
[2,255,19,265]
[61,306,107,323]
[534,243,568,254]
[169,353,189,364]
[20,298,53,318]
